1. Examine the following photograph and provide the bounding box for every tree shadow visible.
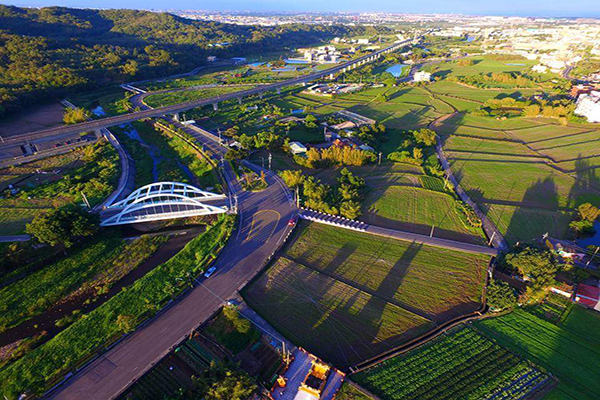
[503,177,560,244]
[568,155,600,207]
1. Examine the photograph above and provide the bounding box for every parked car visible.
[204,266,217,278]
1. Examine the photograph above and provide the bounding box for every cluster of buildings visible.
[575,90,600,123]
[300,45,342,63]
[305,83,362,96]
[413,71,432,82]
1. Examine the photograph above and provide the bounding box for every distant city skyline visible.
[3,0,599,18]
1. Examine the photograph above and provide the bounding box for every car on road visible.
[204,266,217,278]
[288,216,298,227]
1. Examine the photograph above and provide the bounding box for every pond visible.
[505,63,526,66]
[285,59,310,64]
[466,36,476,43]
[576,221,600,247]
[385,63,409,78]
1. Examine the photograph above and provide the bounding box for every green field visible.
[353,325,552,400]
[436,112,600,243]
[362,185,485,244]
[0,235,164,333]
[243,222,489,368]
[475,306,600,400]
[0,141,119,235]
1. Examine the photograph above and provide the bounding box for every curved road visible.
[48,119,296,399]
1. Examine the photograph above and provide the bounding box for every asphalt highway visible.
[2,38,412,149]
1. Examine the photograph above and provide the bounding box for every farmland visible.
[352,325,552,400]
[475,305,600,400]
[242,222,489,368]
[437,113,600,244]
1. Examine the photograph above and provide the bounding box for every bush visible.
[487,280,518,312]
[26,206,99,248]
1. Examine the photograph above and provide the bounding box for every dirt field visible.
[0,103,65,137]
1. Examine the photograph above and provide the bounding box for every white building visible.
[207,56,217,62]
[413,71,432,82]
[289,141,308,155]
[575,91,600,123]
[532,64,548,73]
[357,38,370,45]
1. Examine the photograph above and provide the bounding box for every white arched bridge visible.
[100,182,229,227]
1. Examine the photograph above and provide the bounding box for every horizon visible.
[2,0,599,19]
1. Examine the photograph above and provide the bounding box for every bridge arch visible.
[100,182,228,226]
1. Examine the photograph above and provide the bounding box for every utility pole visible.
[430,225,435,237]
[81,192,91,210]
[488,231,496,247]
[296,186,300,208]
[268,152,272,170]
[378,152,382,165]
[586,247,599,268]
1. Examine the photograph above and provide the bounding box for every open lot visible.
[475,305,600,400]
[243,222,489,368]
[0,102,65,138]
[353,325,552,400]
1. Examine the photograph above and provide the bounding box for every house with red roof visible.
[574,284,600,311]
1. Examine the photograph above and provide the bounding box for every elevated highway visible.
[0,38,412,156]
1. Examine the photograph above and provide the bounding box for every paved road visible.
[300,209,498,256]
[2,39,413,151]
[49,123,297,400]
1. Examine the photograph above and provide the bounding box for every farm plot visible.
[243,257,433,369]
[352,325,552,400]
[475,307,600,400]
[283,223,489,319]
[361,185,485,244]
[443,133,590,243]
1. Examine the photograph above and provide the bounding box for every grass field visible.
[243,222,489,368]
[475,306,600,400]
[0,216,234,398]
[362,185,485,244]
[436,112,600,243]
[0,141,119,235]
[0,235,165,333]
[352,325,552,400]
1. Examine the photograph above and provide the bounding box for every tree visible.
[26,206,98,248]
[505,247,559,290]
[63,107,90,125]
[206,369,256,400]
[116,314,136,333]
[578,203,600,222]
[412,128,437,147]
[487,280,517,311]
[280,169,305,188]
[222,305,250,334]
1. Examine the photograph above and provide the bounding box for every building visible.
[413,71,432,82]
[289,142,308,155]
[575,284,600,311]
[356,38,369,45]
[336,110,376,127]
[532,64,548,73]
[206,56,217,62]
[575,91,600,123]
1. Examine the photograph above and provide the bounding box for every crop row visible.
[361,328,487,383]
[354,327,532,400]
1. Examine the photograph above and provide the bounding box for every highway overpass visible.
[0,38,413,160]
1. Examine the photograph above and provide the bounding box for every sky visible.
[2,0,599,18]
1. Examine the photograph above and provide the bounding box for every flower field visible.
[352,326,552,400]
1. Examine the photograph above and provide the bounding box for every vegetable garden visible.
[352,326,552,400]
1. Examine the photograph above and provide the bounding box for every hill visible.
[0,5,382,117]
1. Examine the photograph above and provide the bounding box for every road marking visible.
[246,209,280,242]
